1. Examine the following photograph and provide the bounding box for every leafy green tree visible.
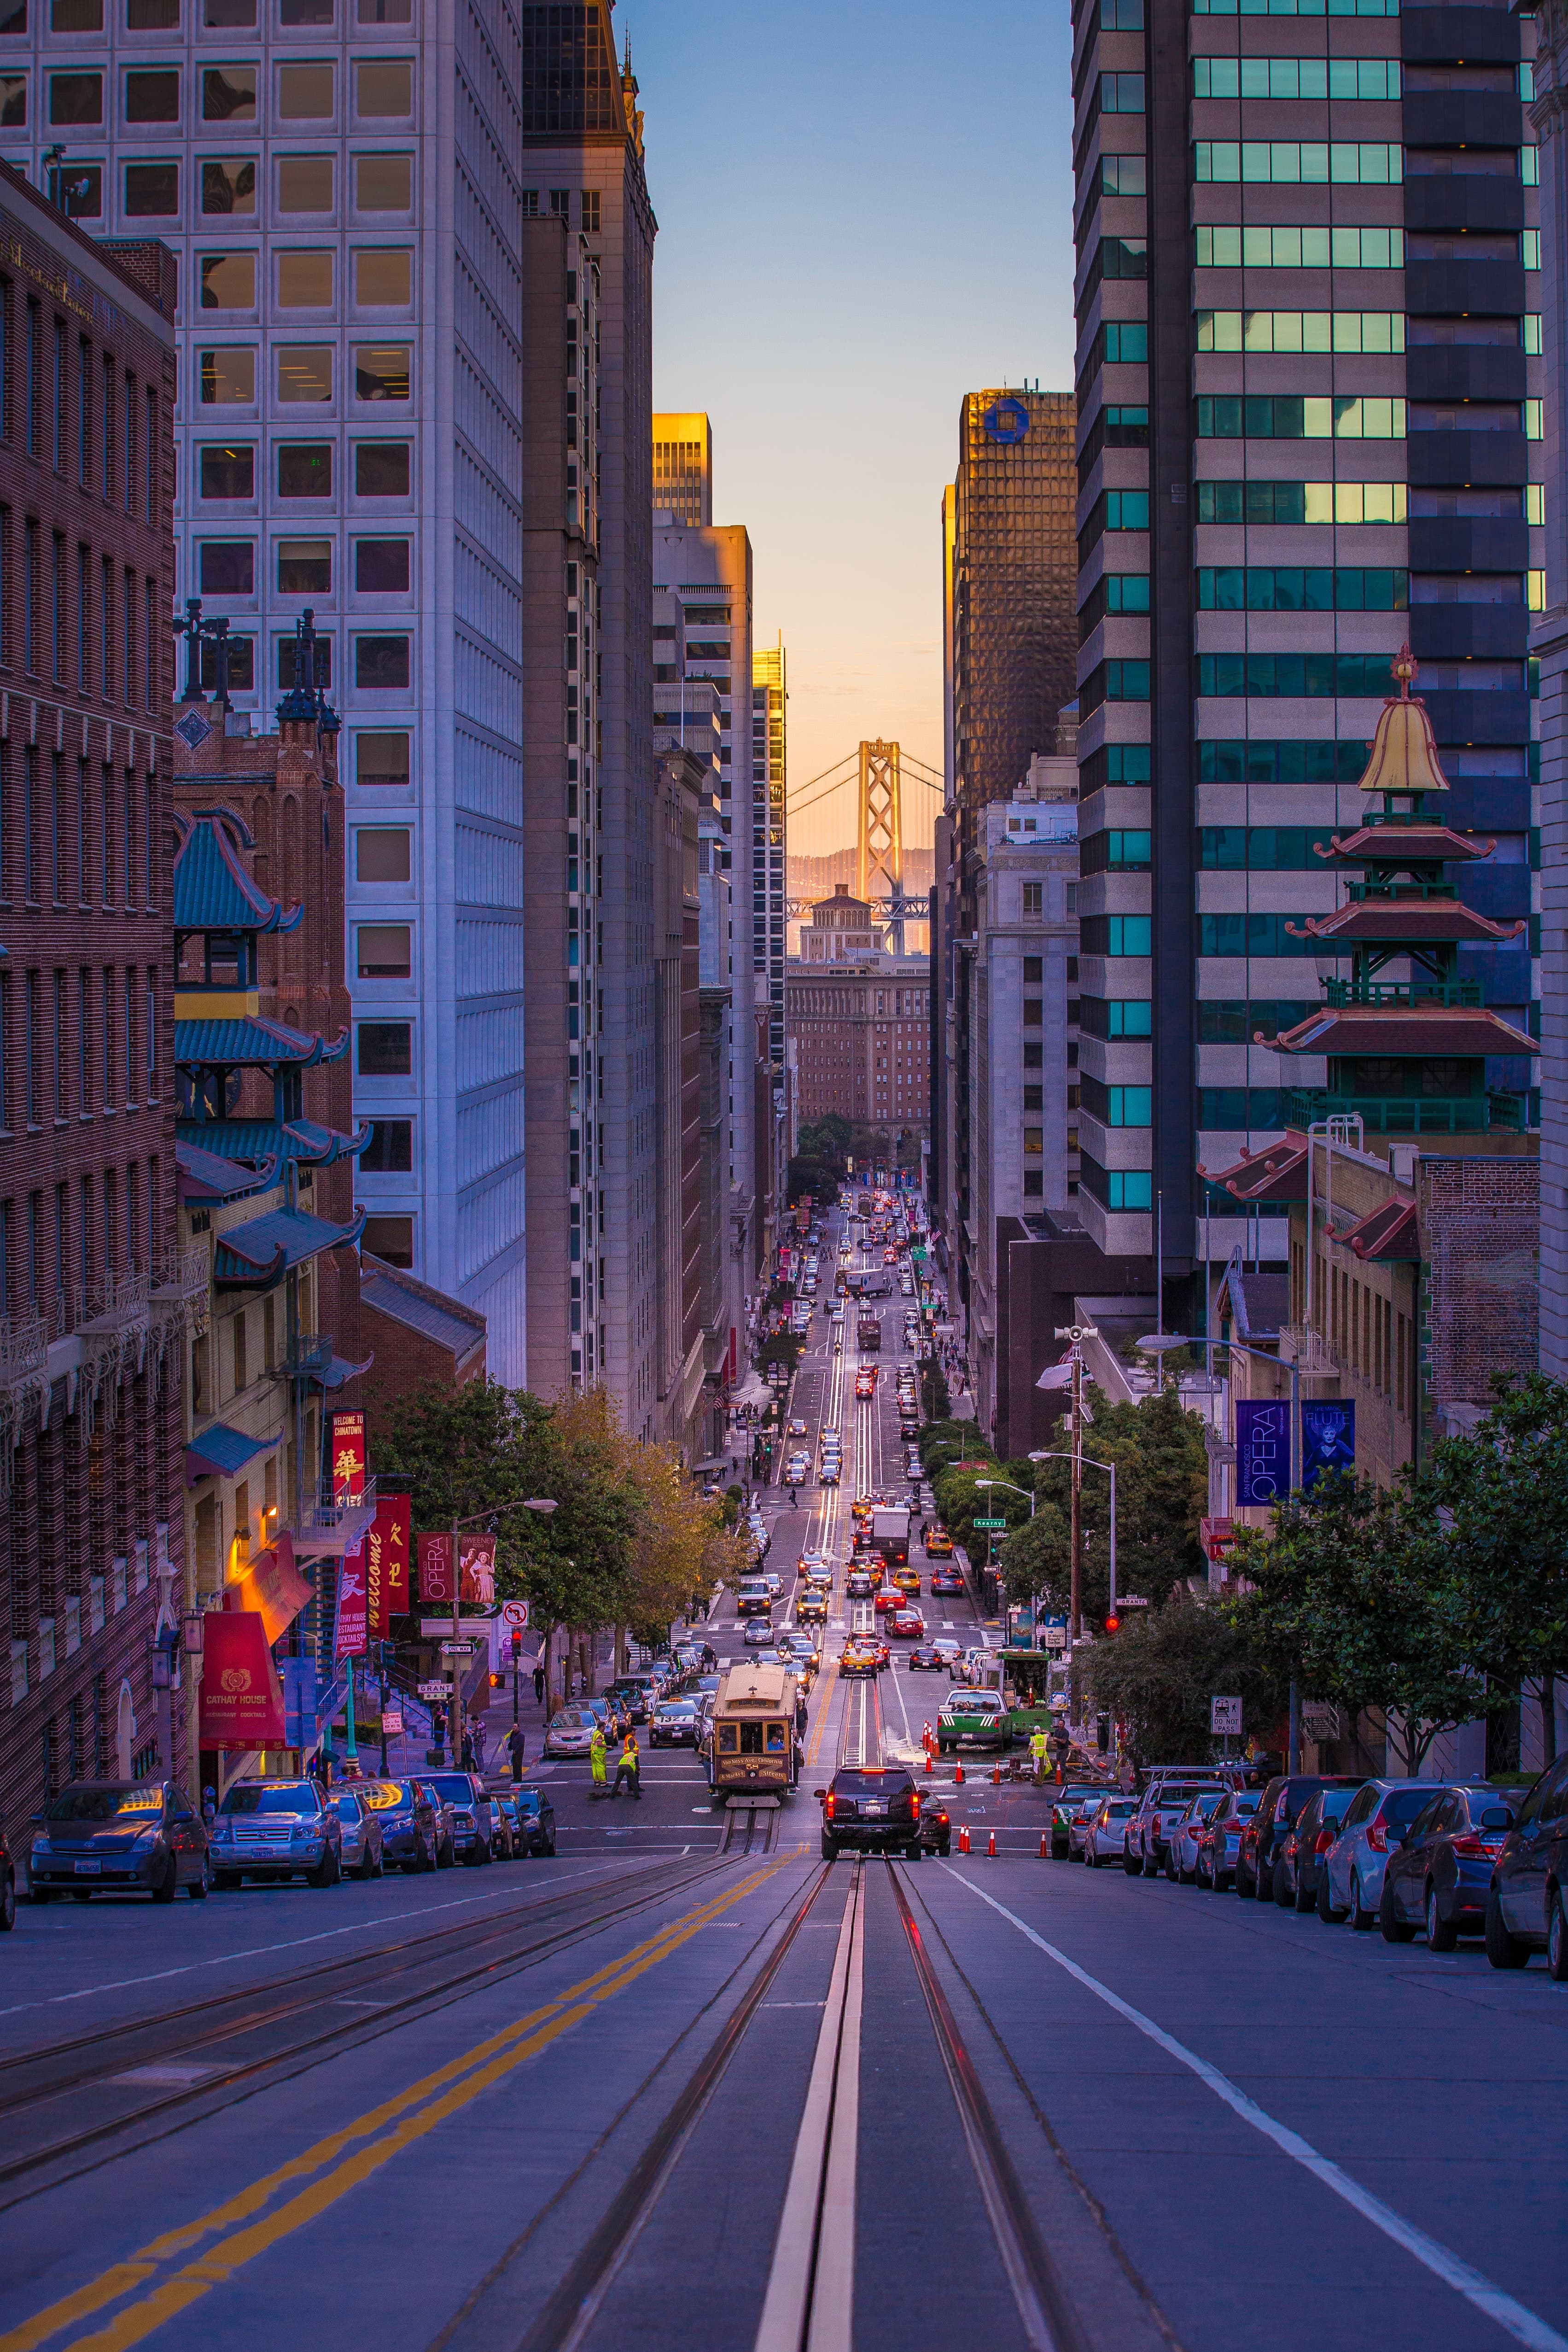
[1084,1587,1290,1766]
[1022,1388,1210,1609]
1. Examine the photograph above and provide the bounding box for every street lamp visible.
[1028,1452,1119,1623]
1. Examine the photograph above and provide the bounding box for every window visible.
[354,441,409,495]
[1194,141,1402,185]
[277,249,332,306]
[355,58,409,113]
[1192,56,1399,99]
[354,728,408,786]
[1198,912,1317,956]
[278,61,332,117]
[274,537,329,594]
[1193,0,1398,11]
[353,344,408,400]
[354,824,408,880]
[198,442,253,497]
[354,633,408,689]
[1081,1081,1152,1126]
[1198,738,1368,783]
[1081,1159,1153,1213]
[199,251,256,309]
[1082,828,1152,873]
[1098,70,1144,111]
[354,537,408,591]
[124,67,177,121]
[360,1117,411,1170]
[1198,651,1404,698]
[49,71,102,124]
[356,922,409,977]
[129,0,180,23]
[1095,152,1146,198]
[1082,914,1152,957]
[124,159,178,215]
[276,153,333,210]
[276,345,331,402]
[275,631,329,686]
[360,1213,412,1266]
[277,440,331,496]
[1081,659,1149,709]
[198,540,253,594]
[1021,882,1043,919]
[1078,573,1149,631]
[1197,311,1404,356]
[201,65,253,120]
[280,0,333,21]
[1195,393,1406,441]
[581,187,600,231]
[204,0,256,20]
[202,158,256,214]
[356,1017,410,1072]
[354,151,411,209]
[1195,224,1404,270]
[352,246,410,304]
[1198,567,1407,613]
[198,632,252,689]
[1195,480,1405,526]
[199,347,254,403]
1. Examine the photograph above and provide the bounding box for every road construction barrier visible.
[958,1824,970,1854]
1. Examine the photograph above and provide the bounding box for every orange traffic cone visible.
[923,1749,934,1774]
[991,1763,1001,1786]
[987,1830,997,1857]
[955,1762,965,1784]
[1039,1831,1049,1858]
[958,1824,970,1854]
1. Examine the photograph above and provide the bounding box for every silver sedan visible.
[1082,1793,1139,1867]
[328,1788,385,1880]
[1165,1791,1225,1884]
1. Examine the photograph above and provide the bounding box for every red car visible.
[874,1585,900,1614]
[891,1609,925,1638]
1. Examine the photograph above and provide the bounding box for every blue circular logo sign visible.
[981,397,1031,445]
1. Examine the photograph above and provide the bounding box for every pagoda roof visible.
[1315,822,1494,867]
[1271,1003,1539,1058]
[1198,1131,1308,1203]
[214,1204,367,1290]
[175,1016,350,1069]
[173,809,303,936]
[176,1116,371,1167]
[1353,647,1451,798]
[1287,904,1528,947]
[175,1139,280,1204]
[1340,1198,1422,1263]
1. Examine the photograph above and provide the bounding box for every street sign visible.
[973,1516,1008,1530]
[1210,1694,1243,1736]
[382,1707,403,1735]
[440,1640,478,1656]
[1120,1594,1149,1607]
[500,1598,530,1629]
[1043,1627,1068,1650]
[1302,1702,1341,1742]
[417,1680,447,1700]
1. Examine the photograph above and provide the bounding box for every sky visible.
[634,0,1077,860]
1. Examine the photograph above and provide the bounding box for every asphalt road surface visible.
[3,1208,1566,2352]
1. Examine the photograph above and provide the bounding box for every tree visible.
[1085,1587,1289,1766]
[1230,1476,1481,1774]
[796,1113,853,1171]
[1020,1388,1211,1614]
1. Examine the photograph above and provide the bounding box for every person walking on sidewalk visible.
[508,1723,526,1782]
[532,1662,546,1706]
[610,1728,642,1800]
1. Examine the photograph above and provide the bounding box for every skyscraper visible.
[653,409,712,526]
[752,637,787,1070]
[12,0,551,1373]
[1071,0,1541,1308]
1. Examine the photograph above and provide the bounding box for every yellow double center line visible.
[4,1865,781,2352]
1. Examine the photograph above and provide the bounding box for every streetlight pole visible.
[1054,1322,1099,1642]
[1029,1452,1118,1622]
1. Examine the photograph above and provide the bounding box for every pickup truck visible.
[936,1688,1010,1754]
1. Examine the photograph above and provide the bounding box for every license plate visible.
[864,1803,884,1816]
[74,1858,101,1875]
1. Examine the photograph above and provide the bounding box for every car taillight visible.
[1366,1822,1387,1852]
[1448,1834,1486,1856]
[825,1794,836,1820]
[910,1795,921,1820]
[1314,1828,1336,1853]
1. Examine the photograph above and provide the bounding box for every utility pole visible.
[1054,1322,1099,1644]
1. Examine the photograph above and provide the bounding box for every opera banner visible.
[199,1611,287,1749]
[460,1533,497,1605]
[331,1408,367,1503]
[418,1529,454,1605]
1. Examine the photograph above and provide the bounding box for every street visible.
[3,1211,1566,2352]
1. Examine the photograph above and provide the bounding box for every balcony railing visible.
[291,1475,378,1558]
[1287,1088,1526,1135]
[1321,979,1482,1010]
[267,1332,335,1382]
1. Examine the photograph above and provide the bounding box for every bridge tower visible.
[856,739,905,952]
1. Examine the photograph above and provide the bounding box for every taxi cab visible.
[925,1527,954,1557]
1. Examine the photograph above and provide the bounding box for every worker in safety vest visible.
[1029,1726,1049,1784]
[589,1724,608,1794]
[611,1728,642,1800]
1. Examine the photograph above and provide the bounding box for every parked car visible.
[500,1786,557,1857]
[1485,1751,1568,1973]
[420,1772,500,1865]
[208,1780,342,1889]
[1379,1785,1516,1948]
[327,1788,385,1880]
[816,1767,924,1860]
[1239,1774,1365,1901]
[1281,1783,1365,1913]
[1165,1791,1225,1883]
[1124,1778,1224,1878]
[543,1707,599,1759]
[1083,1792,1139,1867]
[1049,1785,1110,1861]
[27,1778,212,1903]
[937,1689,1009,1753]
[1193,1788,1261,1891]
[361,1778,443,1873]
[1319,1778,1449,1929]
[918,1793,953,1857]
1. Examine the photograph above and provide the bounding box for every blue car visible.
[504,1786,557,1856]
[1378,1785,1516,1949]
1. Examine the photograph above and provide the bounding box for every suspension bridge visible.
[784,739,944,951]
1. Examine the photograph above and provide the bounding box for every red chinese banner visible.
[230,1531,312,1646]
[199,1611,286,1749]
[331,1409,367,1503]
[334,1542,368,1661]
[460,1534,497,1605]
[418,1529,454,1605]
[366,1495,410,1637]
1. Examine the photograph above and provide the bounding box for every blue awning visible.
[185,1421,281,1483]
[214,1205,367,1289]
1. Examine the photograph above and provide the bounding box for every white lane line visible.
[944,1872,1568,2352]
[0,1861,632,2022]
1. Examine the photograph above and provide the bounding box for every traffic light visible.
[1104,1614,1120,1634]
[489,1670,504,1689]
[510,1628,524,1658]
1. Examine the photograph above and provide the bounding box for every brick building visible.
[0,168,187,1832]
[786,888,931,1152]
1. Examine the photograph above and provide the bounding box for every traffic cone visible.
[958,1824,970,1854]
[955,1761,965,1784]
[991,1763,1001,1786]
[1039,1831,1049,1858]
[923,1748,934,1774]
[987,1830,997,1857]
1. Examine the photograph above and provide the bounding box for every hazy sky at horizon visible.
[634,0,1077,858]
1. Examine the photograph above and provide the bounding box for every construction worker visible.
[589,1722,608,1797]
[1029,1724,1049,1785]
[611,1727,642,1801]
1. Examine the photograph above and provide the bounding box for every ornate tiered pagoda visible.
[1270,648,1537,1133]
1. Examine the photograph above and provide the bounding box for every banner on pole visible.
[1236,1399,1291,1506]
[366,1494,411,1636]
[460,1534,497,1605]
[330,1409,367,1503]
[334,1541,368,1661]
[1301,1400,1356,1495]
[418,1529,453,1605]
[200,1611,287,1748]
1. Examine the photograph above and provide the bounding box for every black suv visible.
[816,1767,923,1859]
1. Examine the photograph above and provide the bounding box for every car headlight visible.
[211,1821,233,1843]
[134,1825,160,1846]
[30,1835,51,1857]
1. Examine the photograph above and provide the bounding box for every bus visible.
[704,1663,798,1802]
